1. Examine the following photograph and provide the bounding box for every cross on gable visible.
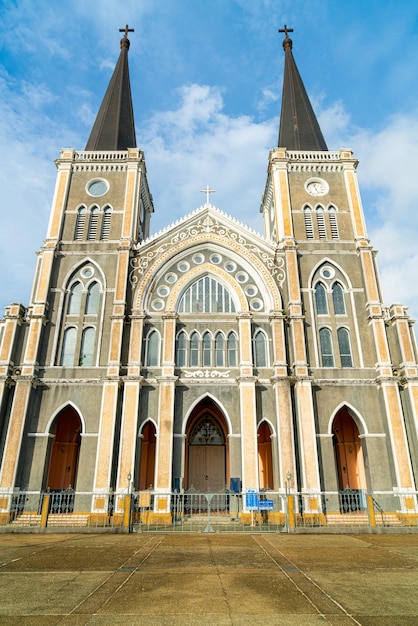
[278,24,294,38]
[200,185,216,205]
[119,24,134,38]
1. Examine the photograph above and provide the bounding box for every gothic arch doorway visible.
[332,407,367,491]
[258,421,274,489]
[46,407,82,491]
[186,400,228,493]
[139,421,156,490]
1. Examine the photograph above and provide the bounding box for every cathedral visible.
[0,26,417,525]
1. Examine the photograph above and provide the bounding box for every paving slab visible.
[0,532,417,625]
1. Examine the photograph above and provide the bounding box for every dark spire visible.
[278,25,328,151]
[85,25,136,151]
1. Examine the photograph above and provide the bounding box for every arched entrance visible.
[46,406,82,491]
[139,421,156,490]
[186,399,228,493]
[258,421,274,489]
[332,407,367,510]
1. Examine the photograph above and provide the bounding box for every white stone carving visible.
[184,369,231,378]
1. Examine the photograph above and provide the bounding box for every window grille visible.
[87,207,99,240]
[74,207,86,240]
[100,206,112,240]
[329,206,339,239]
[317,208,326,239]
[304,207,314,239]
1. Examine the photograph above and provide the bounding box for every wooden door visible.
[189,446,225,492]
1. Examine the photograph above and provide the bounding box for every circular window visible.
[165,272,178,284]
[236,271,248,283]
[157,285,170,297]
[177,261,190,273]
[87,179,109,197]
[210,253,222,265]
[320,266,335,279]
[152,299,165,311]
[81,266,94,279]
[192,253,205,264]
[224,261,236,273]
[250,298,263,311]
[245,284,258,297]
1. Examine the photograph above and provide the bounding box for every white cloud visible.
[140,84,277,234]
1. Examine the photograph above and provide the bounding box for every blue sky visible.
[1,0,418,319]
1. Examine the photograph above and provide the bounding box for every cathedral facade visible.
[1,28,417,523]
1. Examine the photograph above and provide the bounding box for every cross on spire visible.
[119,24,134,38]
[200,185,216,204]
[278,24,294,38]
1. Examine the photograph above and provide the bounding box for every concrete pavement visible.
[0,532,417,624]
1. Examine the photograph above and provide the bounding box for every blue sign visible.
[258,499,274,510]
[245,489,259,511]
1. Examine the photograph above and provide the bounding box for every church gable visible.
[130,205,285,312]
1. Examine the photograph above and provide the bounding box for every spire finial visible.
[119,24,134,50]
[278,24,293,50]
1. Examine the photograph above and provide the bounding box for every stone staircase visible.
[11,513,90,527]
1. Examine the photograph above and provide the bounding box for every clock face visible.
[306,179,329,197]
[87,179,109,197]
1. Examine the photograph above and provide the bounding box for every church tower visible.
[261,26,417,509]
[0,27,153,509]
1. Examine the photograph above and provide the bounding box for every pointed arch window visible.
[100,205,112,240]
[87,206,99,240]
[190,332,200,366]
[202,331,212,366]
[60,327,77,366]
[57,268,104,367]
[176,331,187,367]
[304,206,314,239]
[79,327,96,366]
[74,206,87,240]
[145,330,160,367]
[315,282,328,315]
[332,282,346,315]
[215,332,225,367]
[227,332,238,367]
[319,328,334,367]
[178,276,235,313]
[328,206,339,239]
[254,331,268,367]
[316,207,326,239]
[85,281,100,315]
[67,282,83,316]
[337,328,353,367]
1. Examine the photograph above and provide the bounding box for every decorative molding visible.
[288,164,344,173]
[72,164,127,173]
[184,369,231,379]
